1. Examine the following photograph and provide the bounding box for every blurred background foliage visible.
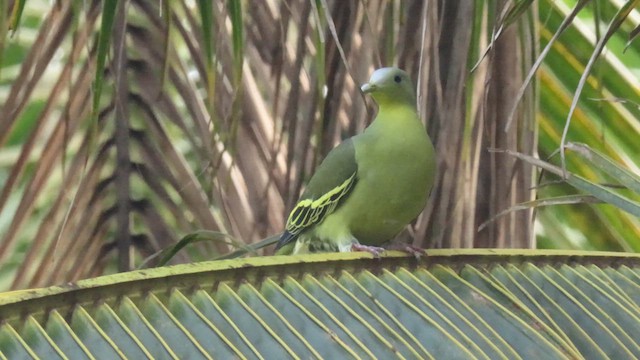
[0,0,639,290]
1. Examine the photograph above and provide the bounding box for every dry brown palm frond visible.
[0,0,546,289]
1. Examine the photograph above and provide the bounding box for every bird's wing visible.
[276,138,358,250]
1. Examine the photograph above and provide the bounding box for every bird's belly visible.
[345,152,432,244]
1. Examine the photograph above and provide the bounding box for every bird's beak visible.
[361,83,376,94]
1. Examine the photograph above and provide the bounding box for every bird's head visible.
[361,67,416,106]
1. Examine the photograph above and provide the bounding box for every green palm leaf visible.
[1,0,639,291]
[1,251,640,358]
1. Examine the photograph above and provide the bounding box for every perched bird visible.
[275,67,436,255]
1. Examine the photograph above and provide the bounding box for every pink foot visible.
[351,243,385,257]
[387,244,427,259]
[404,245,427,259]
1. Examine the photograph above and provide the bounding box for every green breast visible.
[342,107,436,244]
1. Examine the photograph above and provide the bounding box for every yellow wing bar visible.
[286,173,357,235]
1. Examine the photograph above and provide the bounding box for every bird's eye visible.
[394,75,402,83]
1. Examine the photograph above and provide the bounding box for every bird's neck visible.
[373,103,420,127]
[361,103,425,148]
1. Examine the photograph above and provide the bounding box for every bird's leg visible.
[351,243,385,257]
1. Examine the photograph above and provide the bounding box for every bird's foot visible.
[404,245,427,259]
[387,244,427,259]
[351,243,385,257]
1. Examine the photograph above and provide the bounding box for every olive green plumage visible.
[276,67,436,255]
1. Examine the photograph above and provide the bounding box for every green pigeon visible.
[275,67,436,255]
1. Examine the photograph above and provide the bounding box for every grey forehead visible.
[369,67,406,83]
